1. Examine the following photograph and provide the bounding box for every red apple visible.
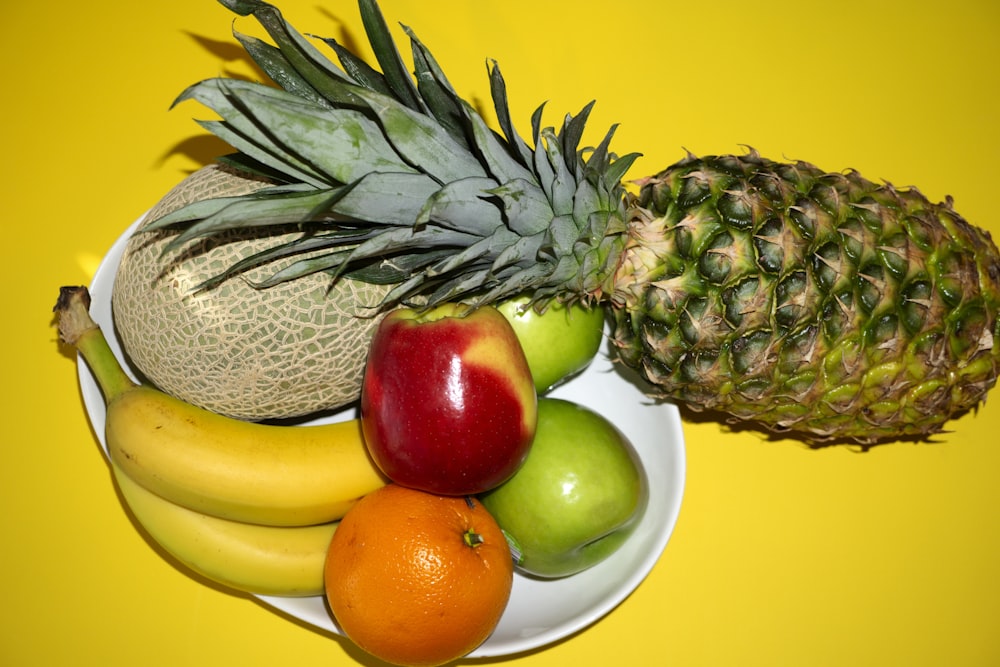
[360,303,537,495]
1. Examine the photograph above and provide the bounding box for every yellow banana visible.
[112,463,335,596]
[56,285,387,526]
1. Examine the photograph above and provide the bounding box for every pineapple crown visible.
[147,0,641,309]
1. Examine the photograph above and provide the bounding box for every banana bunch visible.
[55,286,387,596]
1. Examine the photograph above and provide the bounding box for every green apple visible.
[479,397,647,578]
[496,295,605,393]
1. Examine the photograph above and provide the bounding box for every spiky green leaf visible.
[219,0,362,107]
[349,86,486,182]
[416,177,503,235]
[357,0,423,112]
[538,127,574,216]
[233,31,329,106]
[159,187,344,251]
[313,35,394,98]
[488,61,533,168]
[158,0,642,310]
[330,171,439,223]
[489,179,554,236]
[403,26,466,142]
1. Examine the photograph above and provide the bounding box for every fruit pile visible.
[52,0,1000,663]
[113,0,1000,446]
[55,284,648,666]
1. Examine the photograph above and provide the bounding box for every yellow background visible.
[3,1,999,665]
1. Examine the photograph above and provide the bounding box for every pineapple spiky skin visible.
[609,151,1000,444]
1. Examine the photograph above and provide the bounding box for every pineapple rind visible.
[611,151,1000,444]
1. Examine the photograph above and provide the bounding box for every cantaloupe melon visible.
[111,164,390,421]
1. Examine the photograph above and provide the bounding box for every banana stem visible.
[54,286,137,404]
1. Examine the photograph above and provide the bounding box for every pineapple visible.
[614,153,1000,442]
[145,0,1000,444]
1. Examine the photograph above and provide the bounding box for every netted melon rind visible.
[111,164,390,420]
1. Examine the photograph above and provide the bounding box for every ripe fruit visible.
[325,485,513,667]
[496,295,605,392]
[112,163,391,421]
[360,303,537,495]
[54,285,387,527]
[480,398,647,577]
[111,463,337,597]
[146,0,1000,444]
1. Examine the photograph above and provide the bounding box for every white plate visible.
[80,218,686,658]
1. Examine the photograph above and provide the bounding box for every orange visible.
[324,484,514,667]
